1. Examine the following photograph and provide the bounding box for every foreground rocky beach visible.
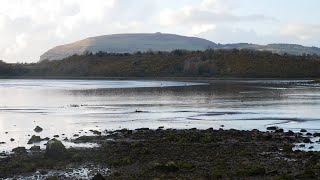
[0,127,319,179]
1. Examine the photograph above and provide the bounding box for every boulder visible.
[34,126,43,133]
[313,133,320,137]
[30,145,41,151]
[45,139,66,158]
[28,135,43,144]
[266,126,278,131]
[285,130,294,136]
[92,173,105,180]
[300,129,307,132]
[303,138,312,143]
[12,147,27,154]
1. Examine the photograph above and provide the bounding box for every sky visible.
[0,0,320,63]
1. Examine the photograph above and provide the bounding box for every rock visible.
[135,110,142,113]
[0,142,5,144]
[40,170,48,175]
[5,132,8,134]
[266,126,278,131]
[92,130,101,136]
[30,145,41,151]
[306,133,312,136]
[10,138,14,141]
[303,138,311,143]
[27,135,43,144]
[300,129,307,132]
[299,144,305,147]
[12,147,27,154]
[34,126,43,133]
[45,139,66,159]
[275,129,284,133]
[92,173,105,180]
[73,134,79,137]
[285,130,294,136]
[135,128,149,131]
[53,135,59,138]
[309,146,314,149]
[313,133,320,137]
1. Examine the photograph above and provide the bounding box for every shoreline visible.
[1,127,319,179]
[0,76,317,81]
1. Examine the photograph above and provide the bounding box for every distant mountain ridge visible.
[40,33,218,61]
[40,33,320,61]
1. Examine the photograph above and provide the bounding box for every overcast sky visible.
[1,0,320,63]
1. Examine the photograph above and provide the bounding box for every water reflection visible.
[0,79,319,151]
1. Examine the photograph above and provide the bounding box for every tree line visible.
[1,49,320,78]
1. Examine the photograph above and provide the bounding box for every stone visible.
[45,139,66,159]
[30,145,41,151]
[12,147,27,154]
[313,133,320,137]
[303,138,311,143]
[285,130,294,136]
[92,130,101,136]
[92,173,105,180]
[266,126,278,131]
[275,129,284,133]
[300,129,307,132]
[34,126,43,133]
[28,135,43,144]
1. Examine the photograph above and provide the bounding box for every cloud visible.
[281,23,320,41]
[159,0,273,36]
[0,0,121,62]
[0,0,319,62]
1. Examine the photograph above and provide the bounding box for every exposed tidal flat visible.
[0,79,320,179]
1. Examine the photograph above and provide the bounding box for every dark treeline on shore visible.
[1,48,320,78]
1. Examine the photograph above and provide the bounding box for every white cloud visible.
[0,0,119,62]
[0,0,319,62]
[281,23,320,40]
[191,24,216,35]
[159,0,273,37]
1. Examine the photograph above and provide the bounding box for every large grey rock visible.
[34,126,43,133]
[45,139,66,158]
[28,135,43,144]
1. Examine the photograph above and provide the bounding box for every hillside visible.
[40,33,217,61]
[221,43,320,56]
[40,33,320,61]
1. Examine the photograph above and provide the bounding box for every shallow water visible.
[0,79,319,152]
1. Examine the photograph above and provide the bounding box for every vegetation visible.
[1,48,320,78]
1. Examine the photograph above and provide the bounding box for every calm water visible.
[0,79,319,151]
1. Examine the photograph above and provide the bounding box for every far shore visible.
[0,76,317,81]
